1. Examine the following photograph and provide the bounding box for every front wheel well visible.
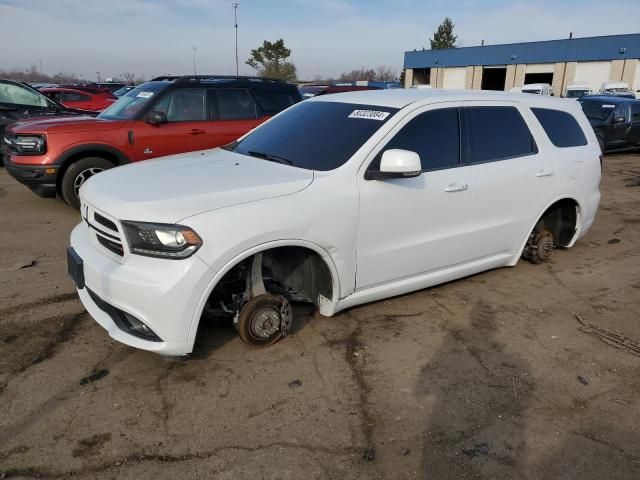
[535,198,580,247]
[199,246,334,324]
[56,150,121,195]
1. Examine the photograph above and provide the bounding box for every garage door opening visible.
[412,68,431,86]
[481,67,507,91]
[524,72,554,85]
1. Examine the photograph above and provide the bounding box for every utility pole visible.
[232,2,239,77]
[39,58,43,82]
[96,71,101,82]
[193,46,197,75]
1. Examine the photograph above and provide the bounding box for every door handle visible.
[188,129,206,135]
[444,183,468,192]
[536,169,554,177]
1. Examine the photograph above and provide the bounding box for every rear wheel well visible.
[56,150,121,195]
[199,246,334,325]
[535,198,580,247]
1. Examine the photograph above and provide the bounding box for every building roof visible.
[404,33,640,69]
[310,87,581,110]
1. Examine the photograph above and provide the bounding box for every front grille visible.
[94,212,117,232]
[83,204,125,257]
[97,234,124,256]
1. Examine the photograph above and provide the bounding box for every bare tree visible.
[337,66,397,82]
[0,67,81,84]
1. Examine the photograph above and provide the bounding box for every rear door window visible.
[215,89,258,120]
[252,90,297,115]
[152,89,207,122]
[631,104,640,123]
[465,106,537,163]
[371,108,460,172]
[531,108,587,147]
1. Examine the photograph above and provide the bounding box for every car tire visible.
[61,157,114,210]
[237,294,292,347]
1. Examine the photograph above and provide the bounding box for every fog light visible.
[121,311,157,339]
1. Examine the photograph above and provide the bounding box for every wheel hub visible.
[251,306,282,338]
[73,167,104,197]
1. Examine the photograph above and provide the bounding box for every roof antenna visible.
[569,32,573,39]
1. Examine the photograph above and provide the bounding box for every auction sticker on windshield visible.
[136,92,154,98]
[348,110,391,121]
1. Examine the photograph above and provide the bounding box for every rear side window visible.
[631,104,640,123]
[465,106,537,163]
[532,108,587,148]
[376,108,460,171]
[215,89,258,120]
[61,92,91,103]
[252,90,296,115]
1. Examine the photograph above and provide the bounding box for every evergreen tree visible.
[430,17,457,50]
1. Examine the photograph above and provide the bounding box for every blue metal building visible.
[403,33,640,96]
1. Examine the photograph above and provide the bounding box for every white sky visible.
[1,0,639,81]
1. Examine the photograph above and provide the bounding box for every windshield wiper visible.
[247,150,293,166]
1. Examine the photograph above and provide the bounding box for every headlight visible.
[10,135,46,155]
[122,221,202,259]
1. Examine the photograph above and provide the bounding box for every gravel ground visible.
[1,153,639,479]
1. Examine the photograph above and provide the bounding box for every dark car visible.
[0,79,99,165]
[578,95,640,153]
[4,75,301,208]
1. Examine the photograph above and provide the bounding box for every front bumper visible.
[4,155,58,198]
[70,222,213,355]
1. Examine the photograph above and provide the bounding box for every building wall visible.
[574,61,614,92]
[525,63,555,74]
[621,59,638,88]
[442,67,467,89]
[404,68,414,88]
[406,58,639,93]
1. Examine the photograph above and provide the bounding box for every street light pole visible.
[232,2,239,77]
[193,46,197,75]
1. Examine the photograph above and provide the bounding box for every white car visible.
[68,89,601,356]
[521,83,553,96]
[565,82,592,99]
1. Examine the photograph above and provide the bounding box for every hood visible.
[81,148,315,223]
[9,115,120,134]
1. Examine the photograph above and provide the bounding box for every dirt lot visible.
[0,154,639,480]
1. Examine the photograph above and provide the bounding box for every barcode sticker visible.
[348,110,390,121]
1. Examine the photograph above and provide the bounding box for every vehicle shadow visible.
[190,301,315,359]
[418,300,534,479]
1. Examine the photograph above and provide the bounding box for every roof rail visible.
[150,75,285,84]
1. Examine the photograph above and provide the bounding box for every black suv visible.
[578,95,640,153]
[1,79,98,164]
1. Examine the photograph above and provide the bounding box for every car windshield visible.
[98,81,170,120]
[566,90,587,98]
[579,100,617,121]
[522,89,541,94]
[113,86,133,97]
[226,101,399,171]
[0,82,55,108]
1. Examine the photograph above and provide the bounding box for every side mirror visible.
[367,149,422,180]
[146,111,167,125]
[613,115,626,124]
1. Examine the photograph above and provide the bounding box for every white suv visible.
[68,89,601,356]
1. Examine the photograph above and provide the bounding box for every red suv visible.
[4,75,301,208]
[41,86,118,111]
